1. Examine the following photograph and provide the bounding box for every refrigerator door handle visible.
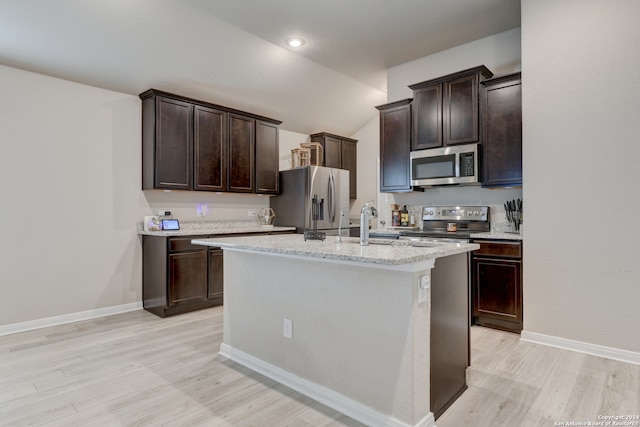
[328,173,336,223]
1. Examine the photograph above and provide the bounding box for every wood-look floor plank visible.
[438,326,640,427]
[527,349,585,421]
[1,306,638,427]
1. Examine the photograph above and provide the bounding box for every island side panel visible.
[221,250,432,426]
[430,253,470,419]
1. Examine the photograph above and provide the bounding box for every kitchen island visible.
[192,234,479,427]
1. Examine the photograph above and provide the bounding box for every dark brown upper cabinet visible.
[228,113,255,193]
[142,95,193,190]
[194,105,227,191]
[376,99,413,192]
[480,72,522,188]
[409,66,493,150]
[310,132,358,199]
[140,89,281,194]
[255,120,280,194]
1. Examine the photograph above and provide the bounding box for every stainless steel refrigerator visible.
[270,166,350,234]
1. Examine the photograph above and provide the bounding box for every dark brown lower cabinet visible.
[168,250,207,307]
[471,240,523,333]
[207,248,224,302]
[143,235,223,317]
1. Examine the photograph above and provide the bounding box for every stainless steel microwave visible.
[410,143,480,187]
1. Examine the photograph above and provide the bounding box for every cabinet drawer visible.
[473,240,521,258]
[169,237,206,252]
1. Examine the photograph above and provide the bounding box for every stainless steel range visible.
[401,206,490,242]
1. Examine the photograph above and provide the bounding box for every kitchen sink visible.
[338,237,395,245]
[338,237,441,248]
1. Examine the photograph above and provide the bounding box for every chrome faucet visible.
[336,210,345,244]
[360,201,378,246]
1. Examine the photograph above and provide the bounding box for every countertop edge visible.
[138,225,296,237]
[192,235,479,266]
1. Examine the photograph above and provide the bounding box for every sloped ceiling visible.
[0,0,520,135]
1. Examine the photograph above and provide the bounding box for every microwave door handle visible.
[455,152,461,178]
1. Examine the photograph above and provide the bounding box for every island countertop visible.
[192,234,479,266]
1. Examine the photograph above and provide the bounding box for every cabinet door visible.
[228,113,255,192]
[168,251,207,307]
[255,120,279,194]
[194,105,227,191]
[155,96,193,189]
[379,101,412,192]
[472,257,522,328]
[341,140,357,199]
[412,84,442,150]
[323,136,342,168]
[444,74,480,145]
[207,248,224,302]
[482,75,522,187]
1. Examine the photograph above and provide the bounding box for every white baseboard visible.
[219,343,435,427]
[521,330,640,366]
[0,302,143,336]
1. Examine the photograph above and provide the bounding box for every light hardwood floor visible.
[1,307,638,426]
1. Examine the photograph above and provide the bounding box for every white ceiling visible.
[0,0,520,135]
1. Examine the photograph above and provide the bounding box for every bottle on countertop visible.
[392,209,401,227]
[401,205,409,227]
[409,208,416,227]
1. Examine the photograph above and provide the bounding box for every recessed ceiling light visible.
[286,37,305,48]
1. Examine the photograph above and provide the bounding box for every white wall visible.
[521,0,640,352]
[0,65,142,326]
[349,116,380,219]
[381,29,523,228]
[387,28,522,102]
[222,250,433,425]
[0,65,280,328]
[277,128,310,172]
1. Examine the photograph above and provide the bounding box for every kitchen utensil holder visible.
[504,198,522,233]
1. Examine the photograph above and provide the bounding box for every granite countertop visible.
[472,231,523,241]
[137,220,296,237]
[191,234,479,266]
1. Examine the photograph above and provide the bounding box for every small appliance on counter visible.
[143,211,179,231]
[143,216,162,231]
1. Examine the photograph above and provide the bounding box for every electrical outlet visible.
[248,210,257,217]
[196,203,208,217]
[418,275,430,304]
[283,318,293,339]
